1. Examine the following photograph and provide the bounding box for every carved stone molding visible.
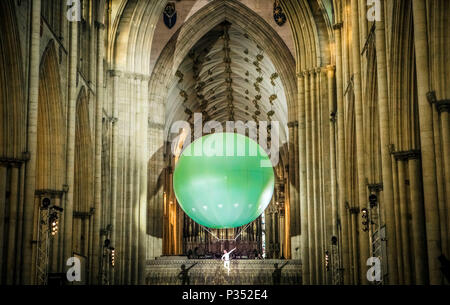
[74,210,94,219]
[0,157,27,167]
[149,121,165,130]
[392,149,421,161]
[108,69,151,81]
[332,22,343,30]
[367,183,383,192]
[436,100,450,113]
[287,121,298,128]
[94,21,105,30]
[35,189,65,198]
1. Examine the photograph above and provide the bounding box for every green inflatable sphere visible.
[173,132,274,229]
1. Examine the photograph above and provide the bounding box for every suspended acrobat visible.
[221,247,236,276]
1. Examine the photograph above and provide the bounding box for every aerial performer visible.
[221,247,236,275]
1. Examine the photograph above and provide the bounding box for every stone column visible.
[15,165,25,284]
[6,167,19,284]
[304,71,315,283]
[63,13,79,273]
[92,20,105,284]
[0,166,6,282]
[334,21,351,285]
[391,154,404,283]
[271,211,276,258]
[280,212,285,258]
[294,121,299,243]
[110,71,120,284]
[408,152,427,284]
[297,72,309,284]
[350,208,359,283]
[374,0,399,284]
[438,105,450,256]
[315,68,324,284]
[395,154,412,284]
[351,0,369,284]
[124,76,132,285]
[132,77,141,284]
[309,70,318,284]
[432,105,447,259]
[412,0,442,284]
[21,0,41,284]
[58,194,65,272]
[327,66,337,238]
[288,122,296,246]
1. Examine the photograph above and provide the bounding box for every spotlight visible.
[111,248,115,267]
[361,208,369,232]
[51,218,58,236]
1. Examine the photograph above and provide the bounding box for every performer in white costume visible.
[221,247,236,275]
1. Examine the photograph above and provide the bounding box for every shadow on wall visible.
[272,261,288,285]
[147,145,166,239]
[178,263,197,285]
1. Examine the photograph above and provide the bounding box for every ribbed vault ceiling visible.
[166,22,288,143]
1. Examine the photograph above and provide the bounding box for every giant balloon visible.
[173,132,274,229]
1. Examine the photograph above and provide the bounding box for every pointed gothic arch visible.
[0,0,26,159]
[36,41,66,191]
[73,87,94,257]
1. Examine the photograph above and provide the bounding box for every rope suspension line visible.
[200,222,253,242]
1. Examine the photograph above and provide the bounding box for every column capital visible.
[302,70,311,77]
[125,72,151,81]
[103,116,118,125]
[95,21,105,30]
[34,189,65,198]
[332,22,343,30]
[108,69,151,81]
[324,65,335,78]
[0,157,27,168]
[307,69,317,77]
[287,121,298,128]
[436,100,450,113]
[149,121,165,130]
[325,65,336,72]
[392,149,421,161]
[108,69,123,78]
[367,183,383,192]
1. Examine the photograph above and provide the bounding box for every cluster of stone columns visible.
[102,70,152,285]
[296,66,337,285]
[315,0,450,285]
[0,0,110,284]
